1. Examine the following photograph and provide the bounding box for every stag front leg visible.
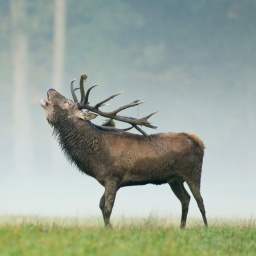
[100,181,118,227]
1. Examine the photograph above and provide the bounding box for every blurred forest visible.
[0,0,255,218]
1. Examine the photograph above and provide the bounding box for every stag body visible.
[41,77,208,228]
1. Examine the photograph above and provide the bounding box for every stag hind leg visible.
[169,178,191,228]
[99,193,106,223]
[186,178,208,227]
[99,181,118,227]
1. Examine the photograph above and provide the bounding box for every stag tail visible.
[188,133,205,149]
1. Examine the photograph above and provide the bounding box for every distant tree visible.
[52,0,66,90]
[52,0,67,173]
[11,0,33,174]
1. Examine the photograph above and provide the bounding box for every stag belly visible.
[116,146,197,188]
[117,154,178,187]
[120,179,166,187]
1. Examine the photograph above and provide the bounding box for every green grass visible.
[0,216,255,256]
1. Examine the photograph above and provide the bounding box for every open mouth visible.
[40,90,52,107]
[46,91,51,103]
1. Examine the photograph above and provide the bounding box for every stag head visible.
[41,73,157,136]
[40,88,97,125]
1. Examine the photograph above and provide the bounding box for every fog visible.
[1,1,255,221]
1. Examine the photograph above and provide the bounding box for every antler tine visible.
[78,73,98,106]
[133,125,149,137]
[116,111,158,129]
[70,79,78,103]
[108,98,145,115]
[139,111,158,128]
[84,85,98,105]
[79,74,88,104]
[95,91,123,108]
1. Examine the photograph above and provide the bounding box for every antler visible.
[70,74,157,137]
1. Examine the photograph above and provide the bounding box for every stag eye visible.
[64,100,72,106]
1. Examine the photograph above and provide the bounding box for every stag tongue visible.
[40,91,52,107]
[40,99,49,107]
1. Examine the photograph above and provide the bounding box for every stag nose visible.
[47,88,56,92]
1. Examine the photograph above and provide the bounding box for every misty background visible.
[1,0,255,221]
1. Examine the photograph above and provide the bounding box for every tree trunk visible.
[52,0,66,90]
[52,0,67,173]
[11,0,33,174]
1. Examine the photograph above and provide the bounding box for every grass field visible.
[0,216,255,256]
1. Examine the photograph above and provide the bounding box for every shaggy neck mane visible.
[51,113,102,174]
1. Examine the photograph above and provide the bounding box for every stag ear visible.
[77,110,98,120]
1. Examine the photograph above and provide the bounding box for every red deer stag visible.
[41,74,208,228]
